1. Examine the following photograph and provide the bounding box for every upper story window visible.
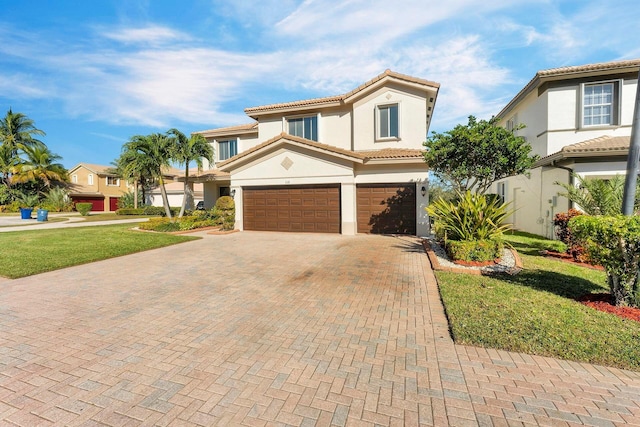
[287,115,318,141]
[218,139,238,161]
[71,174,78,184]
[88,174,94,185]
[106,176,120,186]
[376,104,399,140]
[582,81,619,127]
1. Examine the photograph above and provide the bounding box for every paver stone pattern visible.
[0,232,639,426]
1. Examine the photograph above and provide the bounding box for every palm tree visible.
[556,174,640,215]
[11,143,68,190]
[0,108,45,188]
[122,133,174,218]
[167,128,214,217]
[112,149,155,209]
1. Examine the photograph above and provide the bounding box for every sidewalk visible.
[0,214,149,232]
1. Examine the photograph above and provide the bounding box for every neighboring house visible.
[67,163,131,212]
[148,168,204,209]
[490,59,640,238]
[192,70,440,235]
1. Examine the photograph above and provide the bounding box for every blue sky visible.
[2,0,640,169]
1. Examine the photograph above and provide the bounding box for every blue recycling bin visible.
[37,209,49,222]
[20,207,33,219]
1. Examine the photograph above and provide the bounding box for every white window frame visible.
[72,174,78,184]
[284,113,319,141]
[375,103,400,141]
[217,138,238,162]
[580,80,620,128]
[88,174,94,185]
[106,176,120,186]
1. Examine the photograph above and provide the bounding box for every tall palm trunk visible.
[158,175,172,219]
[179,168,190,218]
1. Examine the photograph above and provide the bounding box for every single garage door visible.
[357,183,416,234]
[71,196,105,212]
[244,185,340,233]
[109,197,120,211]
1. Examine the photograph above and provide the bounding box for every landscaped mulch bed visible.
[540,250,604,270]
[578,293,640,323]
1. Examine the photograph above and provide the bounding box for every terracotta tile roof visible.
[357,148,424,160]
[218,133,364,170]
[69,163,117,175]
[185,169,231,180]
[217,133,426,171]
[536,135,631,166]
[193,122,258,137]
[537,59,640,77]
[498,58,640,119]
[244,69,439,117]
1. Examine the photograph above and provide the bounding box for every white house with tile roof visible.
[192,70,440,235]
[490,59,640,238]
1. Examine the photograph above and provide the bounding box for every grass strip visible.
[437,232,640,370]
[0,224,198,278]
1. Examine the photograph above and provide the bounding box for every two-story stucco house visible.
[190,70,439,235]
[68,163,131,212]
[490,59,640,238]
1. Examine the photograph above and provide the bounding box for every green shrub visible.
[139,216,221,232]
[427,190,513,242]
[215,196,235,210]
[75,202,93,216]
[2,201,21,212]
[446,239,503,262]
[16,193,40,208]
[141,206,180,217]
[118,190,142,209]
[553,209,587,261]
[215,196,235,230]
[41,187,74,212]
[116,208,145,215]
[569,215,640,307]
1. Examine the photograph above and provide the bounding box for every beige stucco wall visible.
[492,167,570,239]
[352,83,428,151]
[69,166,130,211]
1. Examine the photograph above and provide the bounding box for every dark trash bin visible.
[37,209,49,222]
[20,208,33,219]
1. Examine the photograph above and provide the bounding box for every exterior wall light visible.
[421,186,426,197]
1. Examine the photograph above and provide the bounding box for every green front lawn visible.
[436,232,640,370]
[0,224,198,278]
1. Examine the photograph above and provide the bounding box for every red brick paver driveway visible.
[1,232,639,426]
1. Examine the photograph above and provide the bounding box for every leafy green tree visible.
[556,174,640,216]
[122,133,174,219]
[0,108,45,188]
[11,143,68,191]
[167,128,213,218]
[423,116,538,194]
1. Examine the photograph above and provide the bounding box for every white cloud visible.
[101,25,191,45]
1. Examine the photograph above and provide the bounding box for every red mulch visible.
[578,293,640,322]
[542,250,604,270]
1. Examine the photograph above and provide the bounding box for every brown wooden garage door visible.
[357,183,416,234]
[243,185,340,233]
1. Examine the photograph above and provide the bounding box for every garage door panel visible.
[356,184,416,235]
[244,185,340,233]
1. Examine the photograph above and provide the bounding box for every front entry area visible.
[356,183,416,234]
[243,185,341,233]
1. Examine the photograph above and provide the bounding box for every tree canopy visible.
[423,116,538,194]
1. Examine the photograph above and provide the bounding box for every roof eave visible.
[244,100,344,119]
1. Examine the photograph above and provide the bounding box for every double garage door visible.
[243,185,341,233]
[243,183,416,234]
